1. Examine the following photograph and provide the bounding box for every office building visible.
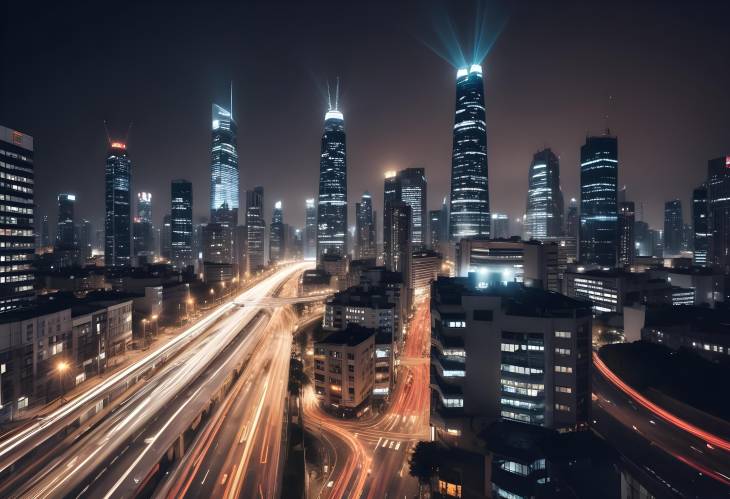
[202,223,233,283]
[430,277,592,448]
[564,198,579,241]
[270,201,284,263]
[491,213,510,239]
[618,201,635,267]
[77,219,92,260]
[693,185,709,266]
[449,65,490,240]
[313,324,375,417]
[132,192,154,265]
[398,168,427,247]
[355,192,376,259]
[245,187,265,273]
[383,171,400,267]
[429,199,449,253]
[411,249,442,298]
[0,126,35,313]
[316,93,348,261]
[663,199,683,256]
[384,202,412,302]
[707,156,730,272]
[456,238,559,292]
[104,141,132,267]
[171,180,193,269]
[304,198,317,260]
[634,221,651,257]
[579,135,618,267]
[525,148,563,240]
[40,215,50,248]
[210,101,239,226]
[160,214,171,261]
[54,194,79,267]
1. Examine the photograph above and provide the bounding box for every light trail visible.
[593,352,730,453]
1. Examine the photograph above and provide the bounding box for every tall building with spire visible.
[449,64,490,241]
[316,80,347,261]
[105,141,132,267]
[579,135,618,267]
[210,90,239,226]
[525,148,563,240]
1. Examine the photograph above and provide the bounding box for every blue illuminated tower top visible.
[210,95,239,226]
[449,64,490,241]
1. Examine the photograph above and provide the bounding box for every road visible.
[592,354,730,497]
[159,277,305,499]
[303,297,432,498]
[7,262,310,498]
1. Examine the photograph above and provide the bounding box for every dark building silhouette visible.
[618,201,635,267]
[449,65,490,240]
[245,186,265,273]
[693,184,709,266]
[304,198,317,260]
[663,199,683,256]
[707,156,730,272]
[579,135,618,267]
[269,201,284,263]
[355,192,375,259]
[171,180,193,269]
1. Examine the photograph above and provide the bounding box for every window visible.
[347,353,354,360]
[473,310,493,321]
[555,331,571,339]
[555,403,571,412]
[555,348,571,356]
[555,386,572,393]
[447,321,466,328]
[555,365,573,373]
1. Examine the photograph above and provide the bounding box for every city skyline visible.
[3,1,729,236]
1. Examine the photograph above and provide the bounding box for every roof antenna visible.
[335,76,340,111]
[327,81,332,111]
[103,120,112,146]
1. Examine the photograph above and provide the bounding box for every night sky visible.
[2,0,729,238]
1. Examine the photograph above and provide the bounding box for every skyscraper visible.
[525,148,563,240]
[304,198,317,260]
[245,187,265,273]
[385,201,412,279]
[634,220,651,257]
[693,184,709,266]
[78,219,92,260]
[490,213,510,239]
[133,192,154,264]
[707,156,730,272]
[0,126,35,312]
[171,180,193,269]
[564,198,579,241]
[398,168,427,247]
[355,192,375,260]
[618,201,635,267]
[383,171,399,266]
[316,88,347,261]
[56,193,76,249]
[579,135,618,267]
[663,199,683,256]
[210,99,239,226]
[160,214,171,260]
[449,64,490,241]
[104,141,132,267]
[270,201,284,263]
[40,214,50,248]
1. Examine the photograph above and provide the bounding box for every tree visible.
[409,441,443,497]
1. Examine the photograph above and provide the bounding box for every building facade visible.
[618,201,635,267]
[693,184,709,266]
[449,65,490,240]
[398,168,427,247]
[269,201,284,263]
[210,102,239,226]
[355,192,376,260]
[104,142,132,267]
[707,156,730,272]
[245,187,265,273]
[171,180,193,269]
[663,199,683,256]
[304,198,317,260]
[579,135,618,267]
[525,148,563,240]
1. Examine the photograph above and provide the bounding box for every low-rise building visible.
[313,324,375,417]
[320,254,348,290]
[430,276,592,450]
[565,269,671,315]
[457,238,560,292]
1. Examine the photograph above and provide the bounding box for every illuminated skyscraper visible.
[707,156,730,272]
[270,201,284,263]
[355,192,375,260]
[565,198,579,241]
[137,191,152,223]
[210,99,239,226]
[171,180,193,269]
[525,148,563,240]
[105,141,132,267]
[78,219,92,260]
[304,198,317,260]
[491,213,510,239]
[316,86,347,261]
[618,201,635,266]
[398,168,427,247]
[133,191,154,264]
[40,215,50,248]
[56,193,76,249]
[0,126,34,312]
[663,199,683,256]
[449,64,490,240]
[693,184,709,266]
[579,135,618,267]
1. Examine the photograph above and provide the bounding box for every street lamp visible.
[142,318,148,347]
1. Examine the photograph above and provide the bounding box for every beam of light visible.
[593,352,730,453]
[472,0,509,65]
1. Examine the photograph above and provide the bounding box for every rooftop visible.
[318,324,375,347]
[644,305,730,336]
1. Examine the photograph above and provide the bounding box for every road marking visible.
[201,468,210,485]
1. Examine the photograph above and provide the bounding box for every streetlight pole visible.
[142,318,148,348]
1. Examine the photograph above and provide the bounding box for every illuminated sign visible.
[111,142,126,149]
[11,131,22,144]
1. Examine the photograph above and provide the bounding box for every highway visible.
[2,262,309,498]
[592,354,730,497]
[303,297,432,498]
[159,276,304,499]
